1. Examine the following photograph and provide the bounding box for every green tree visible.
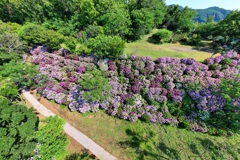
[194,22,216,40]
[0,21,24,59]
[85,25,104,38]
[163,5,197,34]
[37,116,67,160]
[99,2,131,37]
[213,10,240,53]
[0,97,38,160]
[216,10,240,39]
[176,7,197,33]
[0,0,43,23]
[129,8,155,40]
[18,23,77,51]
[0,60,37,88]
[0,78,18,100]
[127,0,166,40]
[187,34,202,45]
[86,35,125,59]
[70,0,98,29]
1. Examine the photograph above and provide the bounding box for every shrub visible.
[18,23,76,50]
[42,19,77,36]
[0,78,18,99]
[61,37,78,53]
[0,60,38,88]
[187,34,201,45]
[172,33,188,43]
[0,21,25,55]
[0,98,38,159]
[141,113,151,123]
[86,35,125,59]
[152,29,172,43]
[37,116,67,160]
[0,21,22,34]
[85,25,104,38]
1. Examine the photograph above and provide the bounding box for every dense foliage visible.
[0,97,38,160]
[0,0,166,41]
[151,29,172,43]
[85,35,125,59]
[193,21,217,40]
[18,23,77,51]
[36,116,67,160]
[0,61,37,89]
[213,10,240,53]
[32,46,239,135]
[162,5,197,34]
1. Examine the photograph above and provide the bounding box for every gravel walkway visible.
[22,91,117,160]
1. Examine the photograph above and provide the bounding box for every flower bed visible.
[31,46,240,135]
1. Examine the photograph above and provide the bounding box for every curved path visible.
[22,91,117,160]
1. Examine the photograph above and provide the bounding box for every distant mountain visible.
[168,5,231,23]
[194,7,231,23]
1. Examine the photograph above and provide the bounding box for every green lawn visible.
[125,29,213,62]
[33,93,240,160]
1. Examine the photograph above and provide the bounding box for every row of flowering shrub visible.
[31,46,240,135]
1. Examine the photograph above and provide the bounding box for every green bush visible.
[18,23,76,50]
[0,60,38,88]
[37,116,67,160]
[152,29,172,43]
[187,34,201,45]
[85,25,104,38]
[172,33,188,43]
[0,21,25,55]
[0,21,22,34]
[0,97,38,159]
[194,22,216,40]
[42,19,77,36]
[0,78,18,99]
[141,113,151,123]
[86,35,125,59]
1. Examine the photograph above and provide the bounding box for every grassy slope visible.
[124,29,213,62]
[32,93,240,160]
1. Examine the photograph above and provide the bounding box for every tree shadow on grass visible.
[158,142,181,160]
[147,36,160,44]
[119,128,182,160]
[65,149,96,160]
[187,138,240,160]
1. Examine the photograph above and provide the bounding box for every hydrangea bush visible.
[31,46,240,135]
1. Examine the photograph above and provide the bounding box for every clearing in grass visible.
[125,29,213,62]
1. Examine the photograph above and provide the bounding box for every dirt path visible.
[22,91,117,160]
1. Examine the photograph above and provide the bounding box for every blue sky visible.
[165,0,240,10]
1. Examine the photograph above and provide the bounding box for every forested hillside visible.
[169,5,231,23]
[194,7,231,23]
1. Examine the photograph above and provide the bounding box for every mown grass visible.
[124,29,213,62]
[31,93,240,160]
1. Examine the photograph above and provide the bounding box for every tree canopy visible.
[163,5,197,33]
[0,97,38,160]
